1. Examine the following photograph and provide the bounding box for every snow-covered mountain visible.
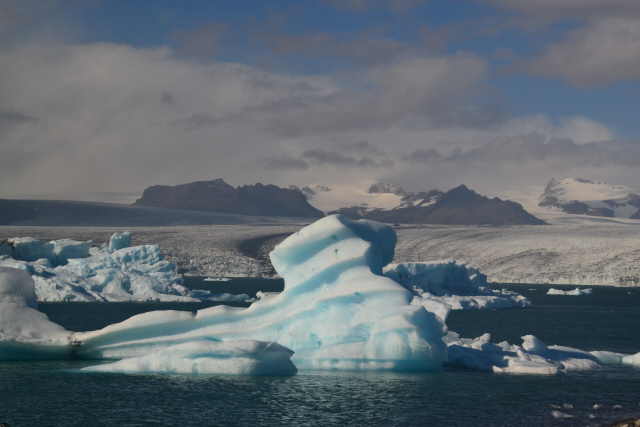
[296,182,543,226]
[539,178,640,219]
[293,182,442,216]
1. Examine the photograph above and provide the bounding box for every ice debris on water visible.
[551,410,574,419]
[547,287,592,296]
[445,332,640,375]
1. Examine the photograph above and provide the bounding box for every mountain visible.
[297,182,443,217]
[298,182,544,225]
[134,179,323,218]
[365,185,545,225]
[539,178,640,218]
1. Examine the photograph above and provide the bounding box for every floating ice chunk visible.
[385,261,488,296]
[4,237,89,266]
[108,231,131,252]
[622,352,640,367]
[83,340,296,375]
[551,410,573,419]
[0,233,226,302]
[494,356,559,375]
[74,215,448,372]
[547,287,592,296]
[447,333,604,375]
[204,277,231,282]
[0,267,71,360]
[6,237,54,263]
[589,351,625,365]
[385,261,529,314]
[49,239,90,266]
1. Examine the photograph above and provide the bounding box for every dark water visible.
[2,280,640,427]
[449,284,640,354]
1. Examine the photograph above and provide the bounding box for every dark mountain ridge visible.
[335,185,546,226]
[134,179,323,218]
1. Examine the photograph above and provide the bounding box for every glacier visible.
[0,232,249,303]
[0,214,639,375]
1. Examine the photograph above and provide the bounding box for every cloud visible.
[389,132,640,196]
[0,110,37,127]
[261,31,419,66]
[404,148,443,163]
[500,115,614,144]
[0,40,491,196]
[521,18,640,86]
[0,4,632,201]
[263,155,310,171]
[170,23,227,60]
[322,0,428,13]
[485,0,640,22]
[252,55,491,137]
[302,149,393,168]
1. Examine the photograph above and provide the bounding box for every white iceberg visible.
[108,231,131,252]
[445,332,640,375]
[547,287,592,296]
[0,267,72,360]
[385,261,529,315]
[0,233,248,303]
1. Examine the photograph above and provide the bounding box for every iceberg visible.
[0,233,245,303]
[385,262,529,314]
[0,267,72,360]
[73,215,447,372]
[445,332,640,375]
[108,231,131,252]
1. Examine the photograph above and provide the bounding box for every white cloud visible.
[486,0,640,21]
[0,42,492,196]
[523,18,640,86]
[501,115,614,144]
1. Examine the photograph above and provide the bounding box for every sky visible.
[1,0,639,200]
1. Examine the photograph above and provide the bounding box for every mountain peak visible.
[135,179,323,218]
[539,177,640,218]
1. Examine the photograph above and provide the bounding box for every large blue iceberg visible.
[0,215,447,373]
